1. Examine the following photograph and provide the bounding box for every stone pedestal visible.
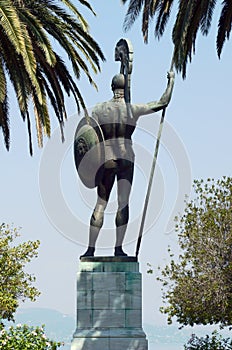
[71,256,148,350]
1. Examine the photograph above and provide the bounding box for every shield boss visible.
[74,117,105,188]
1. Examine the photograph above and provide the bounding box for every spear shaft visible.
[135,58,175,258]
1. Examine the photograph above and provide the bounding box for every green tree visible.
[0,0,104,154]
[184,331,232,350]
[122,0,231,77]
[0,324,63,349]
[0,224,40,321]
[158,177,232,328]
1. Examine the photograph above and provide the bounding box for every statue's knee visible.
[90,210,104,228]
[116,205,129,227]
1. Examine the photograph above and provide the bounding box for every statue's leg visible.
[115,161,134,256]
[81,168,116,257]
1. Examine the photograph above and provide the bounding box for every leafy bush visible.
[184,331,232,350]
[0,324,64,349]
[158,177,232,327]
[0,224,40,321]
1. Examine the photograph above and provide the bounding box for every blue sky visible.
[1,0,232,329]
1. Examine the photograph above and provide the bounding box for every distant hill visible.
[7,308,75,350]
[5,308,231,350]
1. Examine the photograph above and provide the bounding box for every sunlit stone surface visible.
[71,257,148,350]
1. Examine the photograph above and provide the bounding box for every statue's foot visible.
[80,247,95,259]
[114,246,128,257]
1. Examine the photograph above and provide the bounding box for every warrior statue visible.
[74,39,175,257]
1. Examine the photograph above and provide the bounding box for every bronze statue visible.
[74,40,174,257]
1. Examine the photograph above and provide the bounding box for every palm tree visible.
[122,0,232,78]
[0,0,105,154]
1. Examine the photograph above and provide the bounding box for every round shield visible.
[74,116,105,188]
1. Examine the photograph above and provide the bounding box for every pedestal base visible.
[71,337,148,350]
[71,257,148,350]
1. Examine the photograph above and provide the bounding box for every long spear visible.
[135,58,175,258]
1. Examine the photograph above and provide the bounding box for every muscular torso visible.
[92,97,154,167]
[92,99,136,140]
[92,98,137,166]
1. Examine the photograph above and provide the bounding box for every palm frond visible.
[123,0,172,40]
[67,22,105,65]
[53,54,85,111]
[123,0,232,79]
[31,5,104,78]
[39,67,67,144]
[61,0,96,28]
[37,2,105,63]
[0,59,7,103]
[42,23,96,88]
[200,0,217,35]
[149,0,159,15]
[123,0,145,32]
[172,0,203,78]
[0,96,10,150]
[33,98,43,148]
[0,0,104,153]
[155,0,174,39]
[69,36,101,75]
[172,1,192,74]
[142,0,151,43]
[0,1,24,54]
[31,81,51,149]
[26,111,33,155]
[0,34,30,116]
[19,23,43,103]
[40,68,65,123]
[18,9,56,66]
[217,0,232,58]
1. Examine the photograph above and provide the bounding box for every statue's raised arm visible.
[147,71,175,111]
[131,70,175,120]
